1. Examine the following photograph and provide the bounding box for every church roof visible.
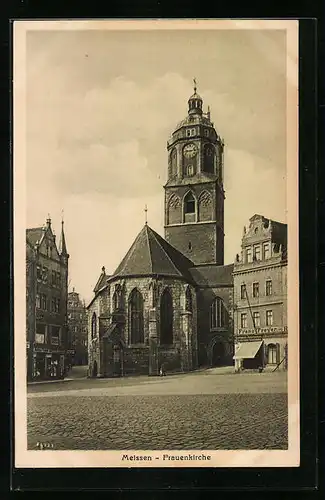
[26,227,44,246]
[174,114,212,131]
[189,264,234,287]
[93,266,109,293]
[110,224,195,282]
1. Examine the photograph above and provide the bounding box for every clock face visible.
[183,143,197,158]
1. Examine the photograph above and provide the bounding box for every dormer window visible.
[186,129,191,137]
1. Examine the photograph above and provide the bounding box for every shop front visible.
[233,340,264,371]
[32,349,65,380]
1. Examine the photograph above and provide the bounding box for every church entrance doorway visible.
[212,341,225,367]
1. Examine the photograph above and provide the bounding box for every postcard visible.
[14,19,299,468]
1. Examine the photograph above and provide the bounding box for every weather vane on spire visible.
[144,204,148,225]
[193,77,197,93]
[61,209,64,224]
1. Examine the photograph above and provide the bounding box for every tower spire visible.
[59,210,68,256]
[193,77,197,93]
[144,204,148,225]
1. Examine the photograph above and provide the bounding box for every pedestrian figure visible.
[159,363,166,376]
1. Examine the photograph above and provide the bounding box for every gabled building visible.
[26,217,69,381]
[233,214,288,371]
[67,289,88,366]
[87,85,234,377]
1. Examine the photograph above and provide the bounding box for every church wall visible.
[196,285,234,367]
[89,276,198,377]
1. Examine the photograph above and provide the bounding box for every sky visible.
[25,26,289,304]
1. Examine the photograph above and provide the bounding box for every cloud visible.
[25,28,288,302]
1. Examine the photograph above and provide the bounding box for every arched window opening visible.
[91,312,97,339]
[198,190,212,222]
[203,144,215,174]
[210,297,226,329]
[185,287,193,313]
[169,148,177,178]
[186,164,194,176]
[184,192,196,223]
[160,288,173,345]
[128,288,144,344]
[167,194,181,225]
[113,291,119,311]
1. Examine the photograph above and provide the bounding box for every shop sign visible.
[238,326,287,335]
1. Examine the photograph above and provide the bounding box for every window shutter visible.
[276,343,281,364]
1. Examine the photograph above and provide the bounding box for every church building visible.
[87,84,234,378]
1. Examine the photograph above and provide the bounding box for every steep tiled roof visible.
[110,224,195,282]
[26,227,44,247]
[189,263,234,287]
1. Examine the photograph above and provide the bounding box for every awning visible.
[102,323,118,339]
[233,340,263,360]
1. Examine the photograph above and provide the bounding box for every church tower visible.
[164,81,225,266]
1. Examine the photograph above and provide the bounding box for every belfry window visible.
[184,192,195,214]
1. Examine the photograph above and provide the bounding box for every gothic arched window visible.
[113,284,122,311]
[128,288,144,344]
[169,148,177,178]
[160,288,173,345]
[167,194,181,225]
[185,287,193,312]
[203,144,215,174]
[91,312,97,339]
[198,190,212,222]
[184,192,196,223]
[210,297,226,329]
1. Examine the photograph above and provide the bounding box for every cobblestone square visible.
[27,370,288,450]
